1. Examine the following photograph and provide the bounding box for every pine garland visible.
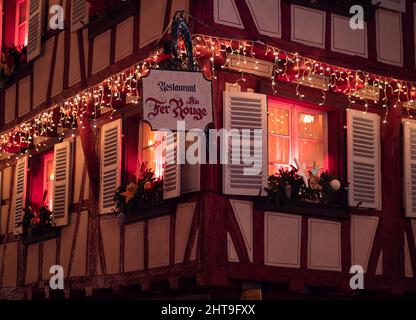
[265,166,340,208]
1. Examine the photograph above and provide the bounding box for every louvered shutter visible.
[347,109,381,209]
[163,131,181,199]
[223,91,268,196]
[70,0,89,32]
[27,0,43,61]
[14,157,28,234]
[403,119,416,217]
[52,140,73,226]
[100,119,122,214]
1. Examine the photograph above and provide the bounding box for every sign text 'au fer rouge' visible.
[142,70,213,130]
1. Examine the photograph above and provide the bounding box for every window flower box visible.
[21,205,59,244]
[122,201,174,224]
[113,162,167,224]
[261,162,348,219]
[23,227,60,244]
[255,197,349,219]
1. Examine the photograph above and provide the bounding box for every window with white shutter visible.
[14,156,28,234]
[27,0,43,61]
[52,140,73,226]
[403,119,416,217]
[223,91,268,196]
[163,131,181,199]
[347,109,381,209]
[139,121,164,179]
[139,122,196,198]
[100,119,122,214]
[70,0,89,32]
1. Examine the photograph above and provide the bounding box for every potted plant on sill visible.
[0,46,27,89]
[113,162,164,224]
[22,191,53,240]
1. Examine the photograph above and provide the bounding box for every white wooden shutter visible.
[27,0,43,61]
[403,119,416,217]
[52,140,73,226]
[223,91,268,196]
[163,131,181,199]
[14,157,28,234]
[70,0,89,32]
[347,109,381,209]
[100,119,122,214]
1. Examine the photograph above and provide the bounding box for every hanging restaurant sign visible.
[142,69,213,131]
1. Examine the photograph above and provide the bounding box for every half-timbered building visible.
[0,0,416,299]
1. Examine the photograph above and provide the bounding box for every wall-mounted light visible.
[302,114,315,124]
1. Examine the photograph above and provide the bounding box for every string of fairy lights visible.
[1,33,415,166]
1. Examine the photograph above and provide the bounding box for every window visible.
[29,150,54,210]
[3,0,28,48]
[268,99,328,175]
[139,122,164,179]
[15,0,28,47]
[43,153,54,211]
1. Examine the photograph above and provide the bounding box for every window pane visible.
[268,107,289,135]
[142,122,156,148]
[268,135,289,166]
[268,106,290,175]
[19,1,26,24]
[140,122,164,179]
[18,25,26,47]
[297,140,324,170]
[46,159,54,181]
[297,113,323,140]
[142,148,156,173]
[44,158,54,211]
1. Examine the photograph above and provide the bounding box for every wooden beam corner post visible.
[76,117,100,279]
[200,191,229,287]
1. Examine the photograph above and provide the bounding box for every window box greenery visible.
[21,205,60,244]
[113,162,167,224]
[259,160,348,219]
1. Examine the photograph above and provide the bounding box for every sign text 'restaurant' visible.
[142,70,213,130]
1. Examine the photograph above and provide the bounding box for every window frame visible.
[28,149,53,211]
[267,98,328,174]
[43,152,54,211]
[138,121,165,180]
[14,0,28,47]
